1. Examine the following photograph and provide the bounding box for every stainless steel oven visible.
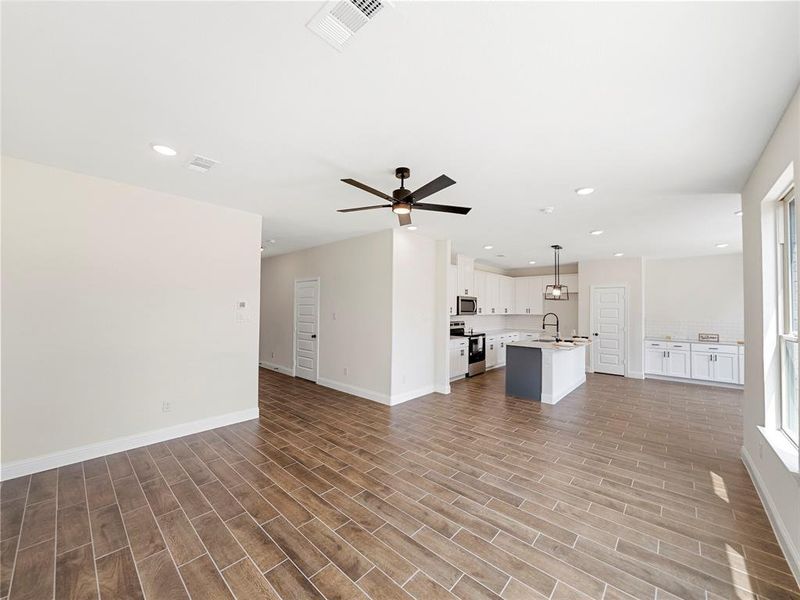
[457,296,477,315]
[467,334,486,376]
[450,320,486,377]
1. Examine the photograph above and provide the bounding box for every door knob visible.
[311,334,317,339]
[593,333,599,337]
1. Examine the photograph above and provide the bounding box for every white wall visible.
[578,257,645,377]
[391,229,438,401]
[645,254,744,342]
[1,157,262,477]
[740,86,799,581]
[259,230,394,401]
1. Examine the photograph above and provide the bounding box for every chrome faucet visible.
[542,312,560,339]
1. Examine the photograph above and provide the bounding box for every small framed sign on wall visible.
[698,333,720,342]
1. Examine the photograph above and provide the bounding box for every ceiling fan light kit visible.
[544,244,569,301]
[338,166,471,226]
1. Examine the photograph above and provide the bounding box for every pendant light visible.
[544,244,569,301]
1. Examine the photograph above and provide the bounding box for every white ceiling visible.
[3,1,798,267]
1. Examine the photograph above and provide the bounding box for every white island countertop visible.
[508,340,591,351]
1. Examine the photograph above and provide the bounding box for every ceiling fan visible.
[338,167,472,226]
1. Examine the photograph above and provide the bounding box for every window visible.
[778,188,798,445]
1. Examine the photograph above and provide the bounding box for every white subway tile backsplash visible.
[645,319,744,342]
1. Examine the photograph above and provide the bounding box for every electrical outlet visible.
[343,367,348,376]
[271,351,275,359]
[162,401,172,413]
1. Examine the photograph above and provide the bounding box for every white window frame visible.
[776,187,798,447]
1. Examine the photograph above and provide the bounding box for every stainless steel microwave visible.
[457,296,478,315]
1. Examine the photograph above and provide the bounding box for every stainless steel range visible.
[450,320,486,376]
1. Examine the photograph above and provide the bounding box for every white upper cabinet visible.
[447,264,457,315]
[498,276,514,314]
[485,272,499,314]
[456,255,475,297]
[514,277,544,315]
[474,270,487,315]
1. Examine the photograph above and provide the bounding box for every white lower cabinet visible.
[666,344,690,378]
[449,340,468,379]
[646,339,740,384]
[497,335,508,365]
[645,341,668,375]
[691,343,738,384]
[645,342,690,377]
[486,336,498,368]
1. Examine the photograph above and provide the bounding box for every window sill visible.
[758,426,800,475]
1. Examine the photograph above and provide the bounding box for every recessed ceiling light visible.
[613,252,624,257]
[590,230,604,236]
[407,226,417,231]
[540,207,555,214]
[734,209,743,216]
[528,260,536,265]
[483,245,493,250]
[575,187,595,196]
[716,243,729,248]
[151,143,177,156]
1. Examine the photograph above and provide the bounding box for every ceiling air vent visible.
[307,0,385,51]
[186,155,219,173]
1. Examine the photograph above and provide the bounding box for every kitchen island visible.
[505,340,589,404]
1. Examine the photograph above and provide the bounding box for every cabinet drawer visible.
[667,342,687,350]
[691,343,737,355]
[645,340,666,348]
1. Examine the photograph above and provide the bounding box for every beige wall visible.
[259,229,447,404]
[578,257,645,377]
[1,157,262,474]
[740,86,799,580]
[259,230,395,401]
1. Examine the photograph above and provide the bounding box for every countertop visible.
[508,340,591,351]
[645,337,744,345]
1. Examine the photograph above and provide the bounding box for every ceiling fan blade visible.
[408,174,456,203]
[337,205,392,213]
[341,178,392,201]
[398,212,412,226]
[413,203,471,215]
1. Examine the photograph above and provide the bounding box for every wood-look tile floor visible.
[2,368,798,600]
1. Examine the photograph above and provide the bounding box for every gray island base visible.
[505,341,589,404]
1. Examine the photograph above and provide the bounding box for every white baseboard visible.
[318,377,392,405]
[260,361,294,376]
[390,385,435,406]
[645,373,743,389]
[627,370,645,380]
[741,446,800,586]
[434,383,451,395]
[0,407,259,481]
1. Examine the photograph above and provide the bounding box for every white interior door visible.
[295,279,319,382]
[592,286,626,376]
